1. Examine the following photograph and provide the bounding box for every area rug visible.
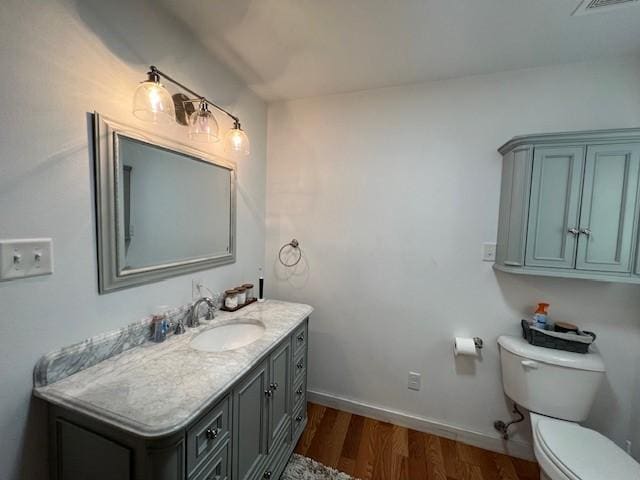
[282,454,358,480]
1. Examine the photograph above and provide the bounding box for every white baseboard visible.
[307,389,535,461]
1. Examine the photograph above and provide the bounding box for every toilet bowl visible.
[530,413,640,480]
[497,335,640,480]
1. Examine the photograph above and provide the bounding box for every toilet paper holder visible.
[473,337,484,349]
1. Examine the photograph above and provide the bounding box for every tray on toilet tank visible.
[521,320,596,354]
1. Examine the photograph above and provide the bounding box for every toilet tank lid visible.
[498,335,605,372]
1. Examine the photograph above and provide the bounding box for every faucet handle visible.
[173,319,186,335]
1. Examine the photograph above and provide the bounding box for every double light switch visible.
[0,238,54,281]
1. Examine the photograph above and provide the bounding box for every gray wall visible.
[0,1,267,478]
[265,56,640,456]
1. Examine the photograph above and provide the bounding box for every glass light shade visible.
[225,127,250,156]
[132,80,175,124]
[188,103,219,143]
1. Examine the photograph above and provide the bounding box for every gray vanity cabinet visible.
[267,341,291,449]
[48,317,309,480]
[234,334,295,480]
[495,128,640,284]
[233,360,269,480]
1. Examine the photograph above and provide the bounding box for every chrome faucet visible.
[188,297,217,328]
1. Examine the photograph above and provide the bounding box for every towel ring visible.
[279,239,302,267]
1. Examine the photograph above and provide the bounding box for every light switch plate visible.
[482,242,496,262]
[0,238,53,281]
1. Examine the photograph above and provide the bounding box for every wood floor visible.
[294,403,540,480]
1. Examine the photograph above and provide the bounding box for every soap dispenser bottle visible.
[532,302,550,329]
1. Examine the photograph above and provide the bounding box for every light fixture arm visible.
[149,65,240,126]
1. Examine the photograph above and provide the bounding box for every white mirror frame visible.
[93,112,236,294]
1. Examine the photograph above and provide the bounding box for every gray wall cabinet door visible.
[576,143,640,272]
[232,360,269,480]
[496,146,532,267]
[268,340,291,451]
[525,146,585,269]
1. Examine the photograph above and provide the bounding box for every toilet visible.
[497,335,640,480]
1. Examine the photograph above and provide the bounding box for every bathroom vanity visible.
[33,300,311,480]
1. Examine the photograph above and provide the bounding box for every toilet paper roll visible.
[454,337,479,357]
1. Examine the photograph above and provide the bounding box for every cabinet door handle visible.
[295,415,303,422]
[264,389,273,398]
[568,228,579,235]
[270,382,278,391]
[263,471,272,479]
[580,228,592,236]
[296,388,304,396]
[297,333,305,342]
[297,360,304,369]
[205,427,219,440]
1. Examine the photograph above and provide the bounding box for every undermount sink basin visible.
[190,320,266,353]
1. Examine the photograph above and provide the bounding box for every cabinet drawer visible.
[293,375,306,412]
[187,394,231,477]
[292,321,307,355]
[191,440,230,480]
[293,351,306,383]
[292,401,307,441]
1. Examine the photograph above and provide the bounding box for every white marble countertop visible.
[34,300,312,438]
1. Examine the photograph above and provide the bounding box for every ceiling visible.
[159,0,640,101]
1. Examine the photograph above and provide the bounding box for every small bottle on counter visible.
[242,283,254,301]
[224,289,239,309]
[151,314,168,342]
[236,286,247,305]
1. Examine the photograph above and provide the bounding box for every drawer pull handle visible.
[580,228,592,236]
[568,227,579,236]
[264,389,273,398]
[205,427,219,440]
[295,415,303,422]
[264,471,272,479]
[270,382,279,391]
[296,388,303,396]
[297,361,304,369]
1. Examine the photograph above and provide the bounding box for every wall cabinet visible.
[49,318,309,480]
[496,129,640,284]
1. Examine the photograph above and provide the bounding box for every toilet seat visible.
[531,414,640,480]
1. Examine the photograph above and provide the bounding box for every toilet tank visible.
[497,336,605,422]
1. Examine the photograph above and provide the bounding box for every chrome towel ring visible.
[278,239,302,267]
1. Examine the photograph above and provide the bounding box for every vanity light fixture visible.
[188,99,219,143]
[225,119,250,156]
[132,68,175,124]
[132,66,249,155]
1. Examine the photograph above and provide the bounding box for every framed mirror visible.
[93,113,236,293]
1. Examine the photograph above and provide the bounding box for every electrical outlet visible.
[408,372,421,391]
[482,242,496,262]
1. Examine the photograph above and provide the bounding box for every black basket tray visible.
[521,320,596,354]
